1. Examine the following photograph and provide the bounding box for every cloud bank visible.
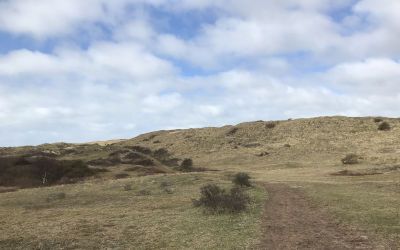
[0,0,399,146]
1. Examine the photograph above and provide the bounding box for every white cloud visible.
[0,0,105,38]
[326,58,400,95]
[0,42,176,80]
[1,0,400,146]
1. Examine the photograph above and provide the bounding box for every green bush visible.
[232,172,252,187]
[193,184,250,213]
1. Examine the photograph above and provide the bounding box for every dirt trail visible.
[259,183,386,250]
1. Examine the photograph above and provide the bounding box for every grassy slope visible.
[0,173,265,249]
[1,116,399,248]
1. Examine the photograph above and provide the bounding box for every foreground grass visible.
[302,174,400,245]
[0,173,265,249]
[304,181,400,234]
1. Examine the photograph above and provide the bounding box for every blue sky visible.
[0,0,400,146]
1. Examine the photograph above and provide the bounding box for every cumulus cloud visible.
[0,0,399,146]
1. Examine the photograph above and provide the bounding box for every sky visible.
[0,0,400,146]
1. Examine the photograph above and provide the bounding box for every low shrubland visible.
[0,156,96,188]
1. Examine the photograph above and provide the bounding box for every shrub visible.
[378,121,391,131]
[193,184,250,213]
[373,117,383,123]
[0,156,94,187]
[265,122,276,129]
[226,127,238,136]
[180,158,193,172]
[224,186,250,213]
[115,173,129,179]
[341,154,359,165]
[232,172,252,187]
[126,146,152,155]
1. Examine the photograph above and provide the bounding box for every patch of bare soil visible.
[258,183,386,250]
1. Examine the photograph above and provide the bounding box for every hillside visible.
[0,116,399,249]
[3,116,400,168]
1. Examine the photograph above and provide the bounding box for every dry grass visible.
[0,173,265,249]
[1,116,400,248]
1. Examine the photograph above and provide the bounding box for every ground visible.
[0,116,399,249]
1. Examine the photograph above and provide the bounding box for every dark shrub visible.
[341,154,359,165]
[135,159,154,166]
[224,186,250,213]
[373,117,383,123]
[0,156,94,187]
[193,184,250,213]
[226,127,238,136]
[126,146,152,155]
[153,148,169,158]
[87,158,113,166]
[180,158,193,172]
[115,173,130,179]
[193,184,226,210]
[265,122,276,129]
[232,172,252,187]
[378,121,391,131]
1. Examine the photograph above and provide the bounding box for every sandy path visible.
[258,183,386,250]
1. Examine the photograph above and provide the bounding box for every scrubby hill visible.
[0,116,399,249]
[118,116,400,167]
[2,116,400,182]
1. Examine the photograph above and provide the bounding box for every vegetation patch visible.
[341,154,359,165]
[192,184,250,213]
[232,172,252,187]
[265,122,276,129]
[0,156,96,188]
[115,173,130,179]
[226,127,239,136]
[378,121,391,131]
[332,165,400,176]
